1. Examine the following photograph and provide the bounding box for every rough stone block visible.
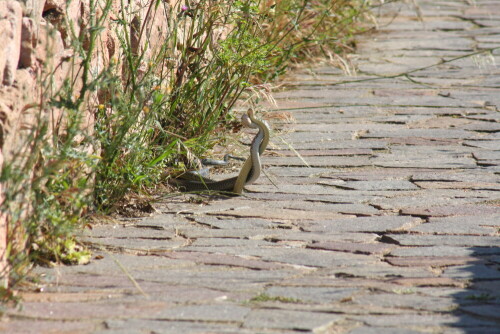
[0,1,23,85]
[19,17,36,68]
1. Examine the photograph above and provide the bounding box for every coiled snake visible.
[170,109,270,194]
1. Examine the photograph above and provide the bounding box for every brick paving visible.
[2,1,500,333]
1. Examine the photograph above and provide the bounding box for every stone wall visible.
[0,0,172,287]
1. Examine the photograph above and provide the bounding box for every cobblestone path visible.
[3,1,500,333]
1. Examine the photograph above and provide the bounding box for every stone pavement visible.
[2,0,500,333]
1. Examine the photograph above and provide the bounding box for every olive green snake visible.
[170,109,270,194]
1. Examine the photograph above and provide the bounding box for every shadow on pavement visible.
[451,247,500,333]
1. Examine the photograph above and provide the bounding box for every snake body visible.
[170,109,270,194]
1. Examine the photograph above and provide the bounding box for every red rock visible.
[0,160,6,289]
[19,17,36,68]
[0,1,23,85]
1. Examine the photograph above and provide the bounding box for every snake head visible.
[241,109,255,128]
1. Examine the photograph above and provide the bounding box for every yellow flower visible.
[142,106,150,113]
[98,104,105,111]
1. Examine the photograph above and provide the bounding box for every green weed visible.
[465,293,495,302]
[249,293,302,303]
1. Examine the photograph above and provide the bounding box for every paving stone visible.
[278,200,379,215]
[385,235,500,247]
[363,128,478,140]
[324,262,433,279]
[401,204,500,217]
[476,159,500,167]
[386,137,464,146]
[414,181,500,191]
[272,138,389,151]
[263,231,379,244]
[291,123,401,133]
[241,183,356,195]
[85,224,178,239]
[410,171,499,183]
[102,319,255,334]
[263,286,357,304]
[473,151,500,161]
[264,155,372,168]
[385,256,479,267]
[273,88,368,101]
[154,304,251,322]
[349,327,423,334]
[322,168,442,181]
[191,217,287,229]
[132,266,294,291]
[19,290,126,303]
[458,304,500,321]
[189,238,275,248]
[357,36,475,52]
[388,277,467,288]
[36,273,151,293]
[465,122,500,132]
[464,140,500,150]
[161,251,287,270]
[264,166,335,177]
[208,207,346,220]
[375,16,476,31]
[245,191,369,204]
[320,180,419,191]
[8,300,168,321]
[301,216,422,233]
[81,236,187,252]
[442,327,500,334]
[390,246,500,257]
[177,199,357,220]
[466,114,500,122]
[350,313,498,328]
[465,280,500,300]
[275,148,374,157]
[283,203,378,216]
[280,131,353,143]
[352,292,458,312]
[29,253,195,281]
[369,190,500,211]
[307,241,395,255]
[277,276,395,290]
[371,155,477,169]
[409,216,500,235]
[0,320,100,334]
[442,264,500,280]
[408,287,479,299]
[243,309,342,331]
[256,248,374,268]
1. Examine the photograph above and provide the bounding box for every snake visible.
[170,109,270,194]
